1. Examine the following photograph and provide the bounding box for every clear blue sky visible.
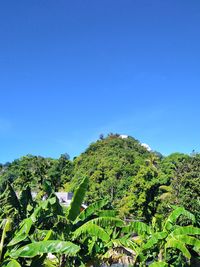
[0,0,200,163]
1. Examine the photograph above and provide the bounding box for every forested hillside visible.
[71,134,162,220]
[0,134,200,266]
[0,134,199,224]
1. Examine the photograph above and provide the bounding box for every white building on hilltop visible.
[141,143,152,152]
[119,134,128,139]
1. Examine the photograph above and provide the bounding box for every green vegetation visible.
[0,154,72,193]
[0,178,199,266]
[0,133,199,266]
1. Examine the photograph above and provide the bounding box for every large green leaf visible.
[90,216,124,228]
[107,235,140,255]
[72,222,110,242]
[171,226,200,236]
[142,232,167,250]
[67,177,89,221]
[96,210,117,217]
[165,237,191,259]
[0,183,21,215]
[122,221,152,236]
[6,259,21,267]
[164,207,195,231]
[9,240,80,258]
[8,183,21,212]
[43,180,53,196]
[74,199,108,223]
[29,195,63,224]
[8,217,33,246]
[31,229,55,242]
[173,235,200,253]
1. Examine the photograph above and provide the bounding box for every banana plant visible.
[122,206,200,266]
[0,177,123,266]
[0,197,67,266]
[53,176,125,266]
[0,183,35,225]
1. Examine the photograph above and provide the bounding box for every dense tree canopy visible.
[70,135,159,218]
[0,154,72,193]
[0,133,199,225]
[171,154,200,225]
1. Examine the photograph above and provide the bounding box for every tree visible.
[47,154,73,191]
[118,165,165,221]
[171,154,200,226]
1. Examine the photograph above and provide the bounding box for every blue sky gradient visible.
[0,0,200,162]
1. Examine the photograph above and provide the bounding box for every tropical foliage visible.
[0,134,199,266]
[0,177,199,266]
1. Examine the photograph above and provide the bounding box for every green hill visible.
[0,133,199,223]
[70,134,165,220]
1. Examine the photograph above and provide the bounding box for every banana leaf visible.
[9,240,80,258]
